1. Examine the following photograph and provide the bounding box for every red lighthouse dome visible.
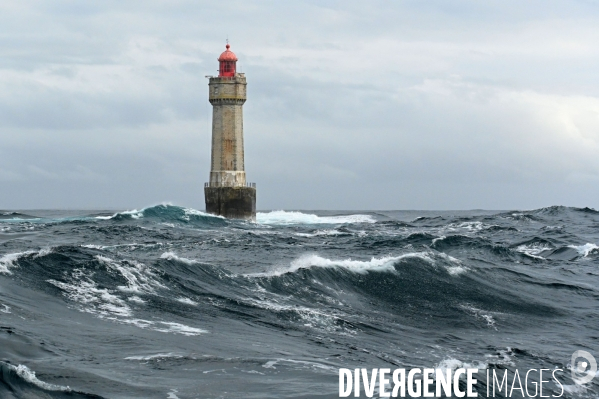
[218,44,238,77]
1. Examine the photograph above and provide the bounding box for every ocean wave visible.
[568,243,599,257]
[96,255,166,294]
[0,248,52,274]
[236,295,353,334]
[485,347,516,367]
[48,270,134,318]
[573,206,599,214]
[0,211,40,220]
[294,229,352,237]
[248,251,467,278]
[96,204,225,225]
[515,242,553,259]
[0,251,35,274]
[31,251,209,336]
[531,205,569,216]
[120,319,207,336]
[437,253,469,276]
[47,268,206,335]
[251,253,428,277]
[261,358,336,372]
[256,210,376,225]
[160,251,199,265]
[0,361,105,398]
[460,304,498,329]
[1,205,597,397]
[443,221,500,233]
[124,353,185,361]
[176,297,198,306]
[95,208,145,220]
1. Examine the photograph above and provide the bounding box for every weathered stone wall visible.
[205,186,256,221]
[208,75,247,186]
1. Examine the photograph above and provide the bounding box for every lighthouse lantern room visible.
[218,44,237,77]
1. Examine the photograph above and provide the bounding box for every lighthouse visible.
[204,43,256,220]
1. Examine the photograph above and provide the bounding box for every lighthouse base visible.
[204,186,256,221]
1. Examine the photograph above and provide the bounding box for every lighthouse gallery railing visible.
[204,182,256,188]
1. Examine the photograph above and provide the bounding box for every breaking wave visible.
[96,204,226,226]
[256,210,376,225]
[0,361,103,398]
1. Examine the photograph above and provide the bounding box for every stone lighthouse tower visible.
[204,43,256,220]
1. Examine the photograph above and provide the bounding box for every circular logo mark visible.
[571,350,597,385]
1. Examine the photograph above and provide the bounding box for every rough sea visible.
[0,205,598,398]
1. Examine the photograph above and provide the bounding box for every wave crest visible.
[96,204,226,226]
[256,211,376,225]
[248,252,464,277]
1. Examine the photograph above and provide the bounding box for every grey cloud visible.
[1,1,599,210]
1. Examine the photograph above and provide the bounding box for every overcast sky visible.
[1,0,599,210]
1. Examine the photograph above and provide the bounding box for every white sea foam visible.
[83,243,164,251]
[445,221,485,232]
[160,252,198,265]
[120,319,207,336]
[287,253,430,274]
[121,319,207,335]
[256,211,376,225]
[95,208,144,220]
[443,221,499,234]
[257,254,422,276]
[516,243,552,259]
[128,296,146,304]
[248,251,469,278]
[460,305,497,329]
[96,205,222,221]
[96,255,165,293]
[36,248,52,257]
[0,251,33,274]
[6,363,71,392]
[125,353,184,361]
[81,244,105,250]
[176,297,198,306]
[1,304,10,313]
[0,248,52,274]
[568,243,599,257]
[484,348,516,367]
[45,262,205,336]
[436,253,468,276]
[432,235,446,245]
[262,358,336,372]
[48,271,133,317]
[238,294,353,334]
[182,207,223,220]
[295,229,346,237]
[154,321,207,336]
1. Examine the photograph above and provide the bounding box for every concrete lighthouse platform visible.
[204,185,256,221]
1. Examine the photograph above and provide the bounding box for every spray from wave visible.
[256,210,376,225]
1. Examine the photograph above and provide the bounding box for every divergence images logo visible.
[571,350,597,385]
